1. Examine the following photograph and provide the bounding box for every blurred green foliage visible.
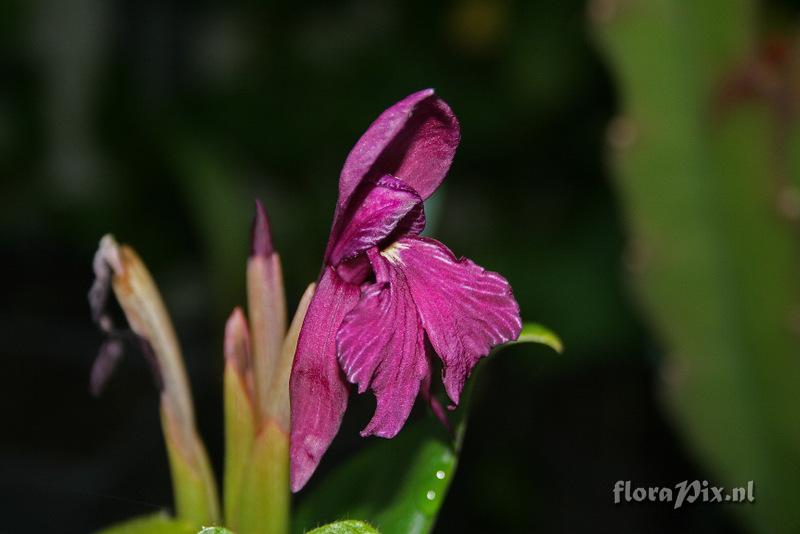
[594,0,800,532]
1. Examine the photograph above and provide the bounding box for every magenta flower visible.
[289,89,522,491]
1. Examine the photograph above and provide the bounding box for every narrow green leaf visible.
[512,322,563,353]
[235,421,290,534]
[198,528,234,534]
[223,361,256,528]
[162,405,221,527]
[94,512,195,534]
[306,520,380,534]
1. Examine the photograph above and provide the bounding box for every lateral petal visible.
[289,267,360,492]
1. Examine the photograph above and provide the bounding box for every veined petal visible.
[337,248,429,439]
[328,175,425,267]
[420,351,450,432]
[335,89,459,229]
[391,237,522,406]
[289,267,360,492]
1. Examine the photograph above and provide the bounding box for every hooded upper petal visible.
[338,89,460,207]
[336,248,429,438]
[289,267,360,492]
[328,90,459,254]
[387,237,522,406]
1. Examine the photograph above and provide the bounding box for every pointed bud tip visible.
[224,307,250,362]
[251,199,274,257]
[224,306,248,333]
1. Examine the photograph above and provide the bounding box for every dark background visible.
[2,0,787,532]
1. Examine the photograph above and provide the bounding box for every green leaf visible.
[295,321,559,534]
[161,405,221,527]
[234,421,290,534]
[222,361,256,528]
[94,513,196,534]
[198,528,234,534]
[293,413,455,534]
[511,322,563,353]
[306,520,380,534]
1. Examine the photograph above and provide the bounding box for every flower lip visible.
[336,247,429,439]
[389,236,522,406]
[335,236,521,440]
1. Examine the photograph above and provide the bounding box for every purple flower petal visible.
[289,267,360,492]
[390,237,522,406]
[337,248,429,438]
[420,352,451,432]
[327,175,425,268]
[89,339,124,397]
[330,90,459,248]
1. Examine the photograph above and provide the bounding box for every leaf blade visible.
[307,520,380,534]
[512,322,563,353]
